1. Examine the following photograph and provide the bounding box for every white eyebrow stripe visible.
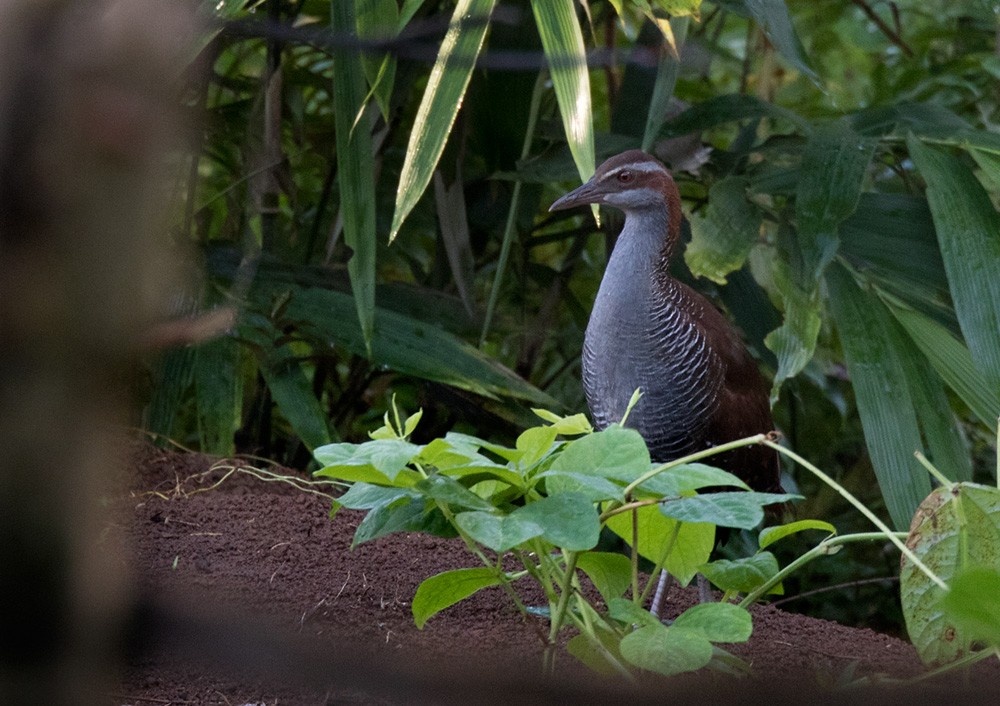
[602,162,668,179]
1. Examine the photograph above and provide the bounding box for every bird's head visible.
[548,150,680,213]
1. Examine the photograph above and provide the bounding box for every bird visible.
[549,149,782,500]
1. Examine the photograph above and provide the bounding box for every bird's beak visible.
[549,176,603,212]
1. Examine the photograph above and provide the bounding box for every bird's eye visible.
[617,170,634,183]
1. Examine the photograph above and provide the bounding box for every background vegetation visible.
[145,0,1000,632]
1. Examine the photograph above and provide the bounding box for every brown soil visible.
[108,444,997,705]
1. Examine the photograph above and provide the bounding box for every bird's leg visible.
[696,573,713,603]
[649,569,674,620]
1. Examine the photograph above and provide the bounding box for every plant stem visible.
[762,439,948,591]
[739,532,907,607]
[547,550,580,645]
[623,433,768,497]
[914,450,952,488]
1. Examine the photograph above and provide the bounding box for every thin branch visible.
[850,0,914,58]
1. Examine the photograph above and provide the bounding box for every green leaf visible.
[548,425,651,483]
[884,297,1000,430]
[576,552,632,605]
[636,463,750,497]
[661,93,809,137]
[283,285,555,405]
[764,257,822,402]
[541,471,625,502]
[604,505,714,585]
[314,439,422,482]
[257,346,332,451]
[352,497,454,547]
[532,408,594,435]
[514,493,601,551]
[672,602,753,643]
[390,0,496,240]
[566,628,626,676]
[795,119,876,279]
[758,519,837,550]
[607,596,661,627]
[907,136,1000,392]
[659,492,799,530]
[940,566,1000,649]
[412,567,502,629]
[619,623,714,676]
[684,177,761,285]
[900,483,1000,665]
[335,482,416,510]
[532,0,595,184]
[717,0,817,80]
[356,0,398,119]
[700,553,782,594]
[641,16,688,152]
[415,475,495,511]
[454,510,544,552]
[826,263,932,530]
[194,336,241,455]
[514,425,559,469]
[331,0,377,353]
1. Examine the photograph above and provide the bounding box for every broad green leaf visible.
[659,492,799,530]
[515,425,559,469]
[412,567,502,628]
[907,136,1000,392]
[900,484,1000,665]
[532,0,594,184]
[390,0,496,240]
[716,0,816,80]
[445,432,522,461]
[532,408,594,435]
[335,482,417,510]
[700,553,782,594]
[637,463,750,497]
[415,475,495,511]
[795,119,876,279]
[605,505,714,585]
[970,148,1000,190]
[685,177,761,285]
[672,602,753,643]
[352,497,454,548]
[283,286,556,405]
[764,257,822,402]
[661,93,809,137]
[356,0,398,119]
[514,492,601,550]
[438,464,524,489]
[548,425,651,483]
[758,519,836,550]
[454,510,544,552]
[576,552,632,605]
[566,627,626,676]
[940,566,1000,649]
[826,264,931,530]
[619,623,714,676]
[314,439,422,481]
[607,596,661,627]
[884,297,1000,430]
[194,336,241,455]
[331,0,377,353]
[541,471,625,502]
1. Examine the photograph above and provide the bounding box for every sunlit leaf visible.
[390,0,496,240]
[672,602,753,642]
[576,552,632,605]
[758,519,836,550]
[412,567,502,628]
[619,623,713,676]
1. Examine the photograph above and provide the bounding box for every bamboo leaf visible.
[796,119,876,279]
[641,17,689,152]
[715,0,817,81]
[764,257,822,402]
[881,294,1000,432]
[194,336,241,455]
[256,345,332,451]
[907,136,1000,392]
[390,0,496,241]
[825,264,931,529]
[356,0,398,119]
[661,93,810,137]
[532,0,595,183]
[332,0,377,354]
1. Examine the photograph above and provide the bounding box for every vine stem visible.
[762,439,948,591]
[739,532,908,608]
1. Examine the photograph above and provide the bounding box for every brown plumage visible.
[550,150,781,494]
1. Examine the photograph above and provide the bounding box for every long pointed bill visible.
[549,177,604,212]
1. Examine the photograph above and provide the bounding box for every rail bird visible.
[549,149,782,506]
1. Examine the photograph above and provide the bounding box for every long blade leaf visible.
[332,0,377,354]
[389,0,496,241]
